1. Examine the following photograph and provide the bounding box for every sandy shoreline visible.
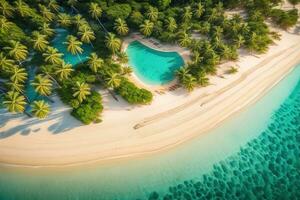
[1,22,300,168]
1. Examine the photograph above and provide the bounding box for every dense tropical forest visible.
[0,0,299,124]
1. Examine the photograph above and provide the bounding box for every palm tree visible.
[78,25,95,47]
[0,52,14,71]
[178,32,191,47]
[10,65,27,83]
[165,17,177,33]
[114,18,129,36]
[14,0,31,17]
[121,66,133,76]
[197,71,209,86]
[88,2,108,33]
[73,14,87,28]
[67,0,78,13]
[87,53,103,73]
[117,51,128,64]
[176,67,190,82]
[146,6,158,21]
[212,26,223,38]
[72,81,91,102]
[106,73,121,89]
[39,23,55,37]
[140,20,154,37]
[105,33,121,55]
[0,0,14,17]
[6,81,25,93]
[55,61,73,81]
[3,91,27,113]
[57,13,72,27]
[234,35,245,48]
[31,74,53,96]
[64,35,83,61]
[43,47,63,65]
[48,0,60,12]
[4,40,28,63]
[182,74,196,92]
[194,3,204,18]
[183,6,193,22]
[31,100,50,119]
[0,16,13,32]
[31,31,49,52]
[39,4,55,22]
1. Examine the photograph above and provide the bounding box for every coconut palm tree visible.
[178,32,191,47]
[117,51,128,64]
[176,67,190,82]
[57,13,72,27]
[0,0,14,17]
[31,31,49,52]
[140,20,154,37]
[14,0,31,17]
[121,66,133,76]
[212,26,223,38]
[194,3,204,18]
[87,53,103,73]
[197,71,209,86]
[6,81,25,93]
[78,25,95,47]
[31,74,53,96]
[67,0,78,13]
[105,72,121,89]
[31,100,50,119]
[73,14,87,28]
[234,35,245,48]
[3,91,27,113]
[40,23,55,37]
[0,52,14,71]
[43,47,63,65]
[48,0,60,12]
[146,6,158,22]
[64,35,83,62]
[4,40,28,64]
[105,33,121,55]
[72,81,91,102]
[39,4,55,22]
[182,74,196,92]
[88,2,108,33]
[114,18,129,36]
[9,65,27,83]
[183,6,193,22]
[165,17,177,33]
[55,61,73,81]
[0,16,13,32]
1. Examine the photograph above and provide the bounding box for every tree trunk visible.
[96,17,109,34]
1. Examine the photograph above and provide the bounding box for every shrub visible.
[106,4,132,20]
[116,78,153,104]
[270,9,299,29]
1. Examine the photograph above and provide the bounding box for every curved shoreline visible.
[1,32,300,168]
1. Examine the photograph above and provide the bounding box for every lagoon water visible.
[0,65,299,200]
[126,41,184,85]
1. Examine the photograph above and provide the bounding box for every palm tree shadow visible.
[0,100,83,139]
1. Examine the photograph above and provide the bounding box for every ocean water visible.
[52,28,92,66]
[126,41,184,85]
[0,65,299,200]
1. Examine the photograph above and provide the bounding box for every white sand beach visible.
[1,11,300,167]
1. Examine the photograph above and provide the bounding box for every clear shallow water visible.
[0,65,299,200]
[52,28,92,66]
[23,29,92,110]
[126,41,184,85]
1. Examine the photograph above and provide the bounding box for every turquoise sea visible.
[0,64,299,200]
[126,41,184,85]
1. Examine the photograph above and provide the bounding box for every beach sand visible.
[1,10,300,167]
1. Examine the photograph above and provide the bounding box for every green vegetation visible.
[0,0,299,124]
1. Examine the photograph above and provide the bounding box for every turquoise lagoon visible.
[126,41,184,85]
[0,65,300,199]
[24,29,91,111]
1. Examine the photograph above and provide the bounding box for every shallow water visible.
[126,41,184,85]
[0,65,299,200]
